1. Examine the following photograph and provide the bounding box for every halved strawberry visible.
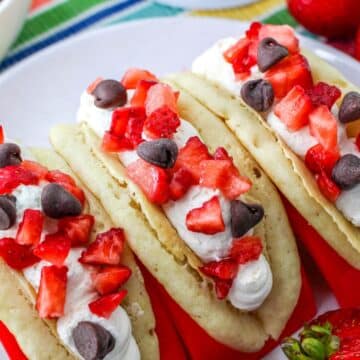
[230,236,263,265]
[79,228,125,266]
[20,161,48,180]
[33,233,71,266]
[0,238,39,270]
[306,82,341,109]
[143,105,180,139]
[309,105,338,152]
[145,83,178,116]
[36,265,68,319]
[264,54,313,98]
[214,279,232,300]
[169,167,195,201]
[16,209,44,246]
[127,159,169,204]
[87,77,103,94]
[274,85,313,131]
[305,144,340,176]
[89,290,127,319]
[0,126,4,144]
[121,68,158,90]
[93,266,131,295]
[316,170,341,202]
[174,136,212,182]
[102,131,132,152]
[0,166,38,195]
[186,196,225,234]
[131,79,157,107]
[58,214,95,246]
[200,258,238,280]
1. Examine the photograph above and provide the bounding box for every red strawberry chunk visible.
[143,106,180,139]
[169,167,196,201]
[174,136,212,182]
[110,108,130,137]
[94,266,132,295]
[121,68,158,90]
[87,77,103,94]
[305,144,340,176]
[145,83,178,116]
[213,147,232,161]
[200,258,238,280]
[33,233,71,266]
[0,166,38,195]
[230,236,263,265]
[131,80,157,107]
[102,131,132,152]
[36,265,68,319]
[246,22,262,62]
[89,290,127,319]
[316,170,341,202]
[306,82,341,109]
[259,24,300,53]
[58,214,95,246]
[124,107,146,147]
[214,279,232,300]
[264,54,313,98]
[274,85,313,131]
[0,238,39,270]
[356,133,360,151]
[79,228,125,266]
[221,168,252,200]
[0,126,4,144]
[186,196,225,235]
[356,27,360,61]
[16,209,44,246]
[309,105,338,152]
[20,161,48,180]
[127,159,169,205]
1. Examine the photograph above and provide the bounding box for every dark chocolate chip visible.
[41,183,82,219]
[230,200,264,238]
[240,79,274,112]
[257,37,289,72]
[0,143,22,168]
[339,92,360,123]
[331,154,360,190]
[0,195,17,230]
[137,139,178,168]
[73,321,115,360]
[92,79,127,109]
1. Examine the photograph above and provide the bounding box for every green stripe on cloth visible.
[263,8,298,26]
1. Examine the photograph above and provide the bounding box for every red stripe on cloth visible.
[31,0,53,11]
[0,321,27,360]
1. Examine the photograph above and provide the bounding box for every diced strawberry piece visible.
[356,27,360,61]
[89,290,127,319]
[356,133,360,151]
[169,167,195,201]
[305,144,340,176]
[143,106,180,139]
[306,82,341,109]
[20,161,48,180]
[33,233,71,266]
[274,85,313,131]
[94,266,132,295]
[0,166,38,194]
[186,196,225,234]
[214,279,232,300]
[174,136,212,182]
[0,126,4,144]
[213,147,232,161]
[121,68,158,90]
[124,107,146,147]
[110,108,130,137]
[230,236,263,265]
[221,170,252,200]
[102,131,132,152]
[127,159,169,205]
[0,238,39,270]
[316,170,341,202]
[36,265,68,319]
[87,77,103,94]
[16,209,44,246]
[264,54,313,98]
[259,24,299,53]
[200,258,238,280]
[246,22,262,41]
[131,80,157,107]
[145,83,178,116]
[79,228,125,266]
[58,214,95,246]
[309,105,338,152]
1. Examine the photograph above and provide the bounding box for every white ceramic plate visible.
[155,0,259,10]
[0,17,358,359]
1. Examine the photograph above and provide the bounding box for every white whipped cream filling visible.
[78,91,273,311]
[0,179,139,359]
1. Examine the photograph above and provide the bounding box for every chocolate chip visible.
[0,195,16,230]
[331,154,360,190]
[230,200,264,238]
[92,79,127,109]
[73,322,115,360]
[257,37,289,72]
[240,79,274,112]
[137,139,178,168]
[41,183,82,219]
[339,92,360,123]
[0,143,22,168]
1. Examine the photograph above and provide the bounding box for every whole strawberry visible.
[282,308,360,359]
[287,0,360,38]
